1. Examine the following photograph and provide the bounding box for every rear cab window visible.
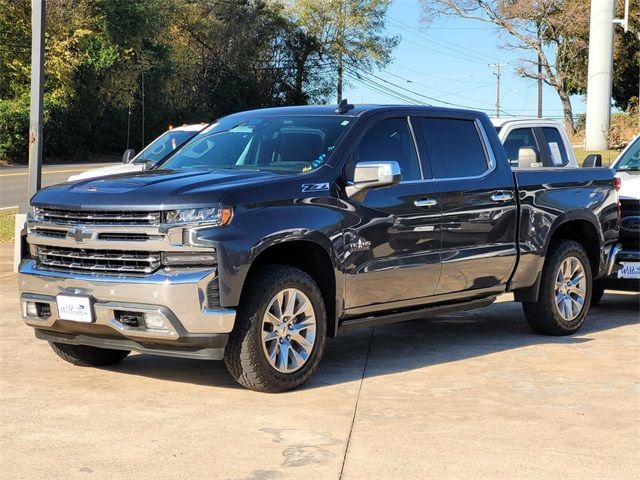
[416,117,490,179]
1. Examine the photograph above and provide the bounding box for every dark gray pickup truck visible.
[18,104,619,392]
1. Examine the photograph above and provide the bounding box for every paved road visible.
[0,163,116,209]
[0,272,638,479]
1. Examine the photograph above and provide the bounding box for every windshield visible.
[614,137,640,171]
[135,129,200,163]
[159,115,354,174]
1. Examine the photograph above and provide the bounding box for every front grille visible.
[35,207,161,225]
[38,246,161,274]
[97,232,151,242]
[620,199,640,216]
[620,200,640,248]
[32,228,67,239]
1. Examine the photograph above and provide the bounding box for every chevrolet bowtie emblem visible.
[67,227,93,243]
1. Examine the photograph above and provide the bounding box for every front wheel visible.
[224,266,327,392]
[522,240,592,335]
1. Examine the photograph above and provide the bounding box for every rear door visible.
[414,114,518,296]
[342,116,442,310]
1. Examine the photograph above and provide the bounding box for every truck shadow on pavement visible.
[104,292,639,390]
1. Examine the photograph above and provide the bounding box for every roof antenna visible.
[336,98,354,114]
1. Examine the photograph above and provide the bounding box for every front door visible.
[342,117,442,311]
[414,115,518,296]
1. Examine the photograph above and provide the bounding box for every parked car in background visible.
[67,124,208,181]
[593,134,640,303]
[19,104,618,392]
[492,118,578,168]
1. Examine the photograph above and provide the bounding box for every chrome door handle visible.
[491,192,514,203]
[414,198,438,208]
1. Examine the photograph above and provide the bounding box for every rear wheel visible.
[522,240,592,335]
[49,342,130,367]
[224,266,327,392]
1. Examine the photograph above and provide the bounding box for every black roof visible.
[220,103,483,120]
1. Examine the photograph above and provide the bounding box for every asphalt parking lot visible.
[1,270,638,480]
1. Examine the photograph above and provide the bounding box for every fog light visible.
[144,313,168,330]
[26,302,38,317]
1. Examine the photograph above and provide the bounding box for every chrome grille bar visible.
[38,246,161,274]
[35,207,161,225]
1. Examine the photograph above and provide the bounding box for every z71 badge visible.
[301,183,330,193]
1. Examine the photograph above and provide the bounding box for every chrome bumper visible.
[18,259,236,346]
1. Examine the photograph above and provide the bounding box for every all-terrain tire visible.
[224,265,327,393]
[522,239,592,335]
[590,285,605,305]
[49,342,130,367]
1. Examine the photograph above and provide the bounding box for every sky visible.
[343,0,586,120]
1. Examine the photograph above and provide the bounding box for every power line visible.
[387,16,503,64]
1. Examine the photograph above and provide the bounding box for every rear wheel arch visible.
[514,215,602,303]
[546,216,602,276]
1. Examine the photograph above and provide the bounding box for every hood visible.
[616,170,640,201]
[67,163,144,182]
[32,168,288,210]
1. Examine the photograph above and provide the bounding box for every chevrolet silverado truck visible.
[18,104,619,392]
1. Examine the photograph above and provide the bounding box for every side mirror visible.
[518,147,540,168]
[346,161,401,200]
[122,148,136,163]
[582,154,602,168]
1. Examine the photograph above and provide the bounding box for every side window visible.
[351,118,421,182]
[503,128,538,164]
[542,127,569,166]
[418,118,489,178]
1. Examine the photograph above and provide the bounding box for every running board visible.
[338,296,496,333]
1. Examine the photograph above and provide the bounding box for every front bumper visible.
[18,259,236,359]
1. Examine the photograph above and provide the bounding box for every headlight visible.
[163,207,233,226]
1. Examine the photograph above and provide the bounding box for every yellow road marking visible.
[0,167,88,177]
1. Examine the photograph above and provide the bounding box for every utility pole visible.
[584,0,615,151]
[489,63,507,118]
[537,54,543,118]
[336,1,345,104]
[27,0,45,207]
[141,72,145,149]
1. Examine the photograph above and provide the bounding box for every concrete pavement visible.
[0,271,638,479]
[0,163,117,209]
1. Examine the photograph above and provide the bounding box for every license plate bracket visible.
[56,295,94,323]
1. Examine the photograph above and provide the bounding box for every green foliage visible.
[0,0,397,164]
[0,97,29,162]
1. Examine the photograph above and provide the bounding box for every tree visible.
[420,0,586,134]
[288,0,399,103]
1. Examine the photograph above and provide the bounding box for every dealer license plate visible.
[618,262,640,279]
[56,295,94,322]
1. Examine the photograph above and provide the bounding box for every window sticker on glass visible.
[549,142,563,166]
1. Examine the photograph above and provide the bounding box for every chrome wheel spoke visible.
[291,331,314,351]
[290,347,308,368]
[262,329,278,342]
